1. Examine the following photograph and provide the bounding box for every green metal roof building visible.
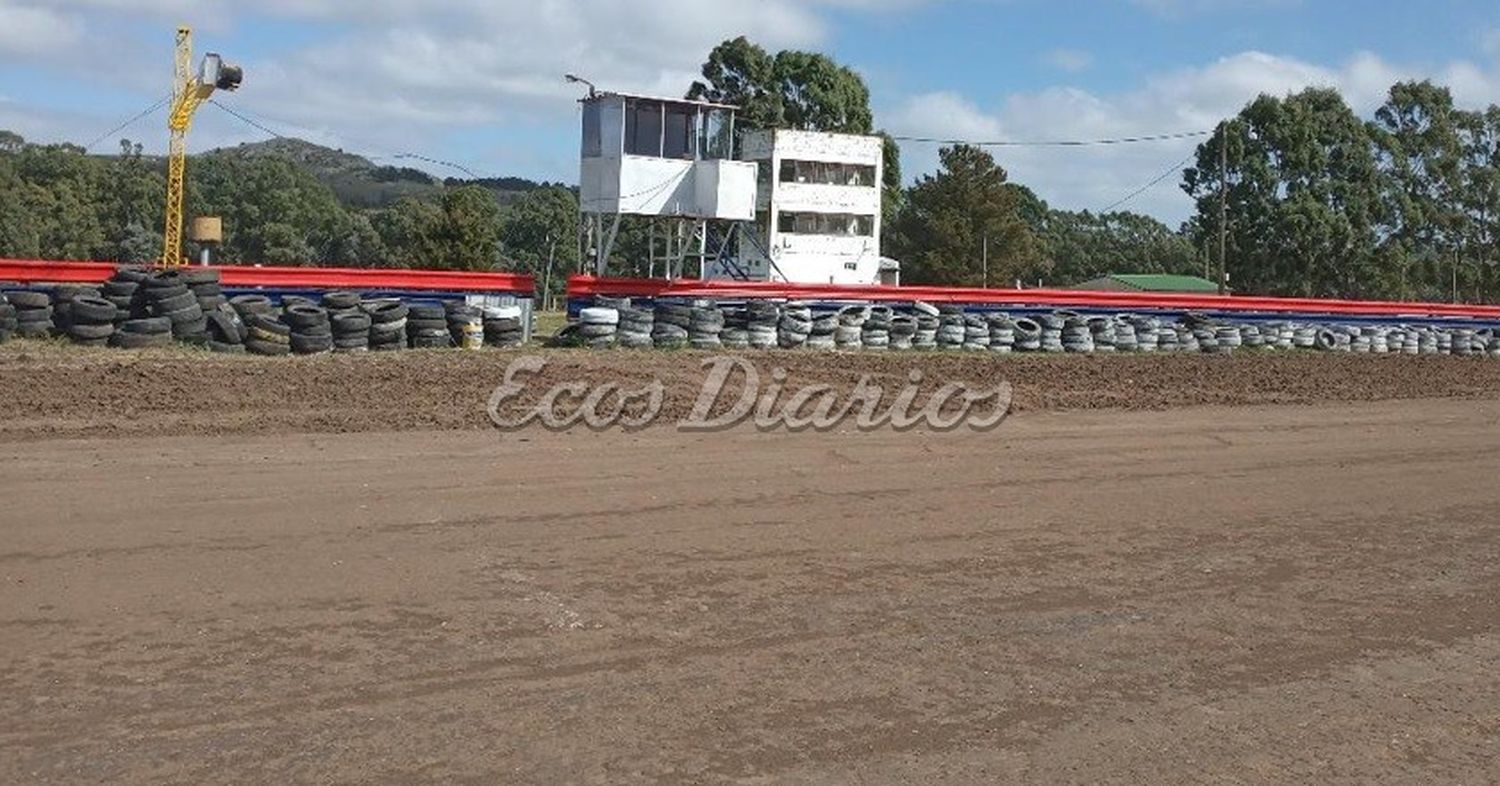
[1069,274,1225,294]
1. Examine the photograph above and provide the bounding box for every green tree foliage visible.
[886,145,1043,286]
[1012,184,1199,284]
[501,185,580,301]
[1184,88,1383,298]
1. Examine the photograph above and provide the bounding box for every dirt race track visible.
[2,345,1500,783]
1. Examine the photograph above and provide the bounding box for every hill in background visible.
[211,137,553,209]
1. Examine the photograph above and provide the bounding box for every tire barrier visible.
[560,295,1500,360]
[0,277,536,354]
[0,293,15,344]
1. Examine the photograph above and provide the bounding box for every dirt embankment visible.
[2,342,1499,440]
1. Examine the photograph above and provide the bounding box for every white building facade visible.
[729,129,886,285]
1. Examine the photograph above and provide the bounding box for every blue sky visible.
[3,1,1498,225]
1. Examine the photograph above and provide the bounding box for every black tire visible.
[70,296,119,324]
[113,266,151,284]
[109,330,172,349]
[181,268,220,286]
[68,323,114,340]
[206,311,243,344]
[281,295,317,308]
[15,307,54,324]
[3,290,49,309]
[245,313,291,337]
[248,325,292,345]
[331,312,372,335]
[161,304,205,325]
[408,303,446,321]
[102,281,139,297]
[282,304,330,330]
[322,291,362,310]
[121,317,172,334]
[144,270,186,289]
[365,300,409,323]
[290,332,334,354]
[172,317,209,338]
[150,290,197,313]
[245,337,292,356]
[333,336,370,350]
[197,295,228,312]
[229,294,275,315]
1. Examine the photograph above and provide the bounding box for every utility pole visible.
[541,235,557,311]
[982,235,989,289]
[1218,122,1228,296]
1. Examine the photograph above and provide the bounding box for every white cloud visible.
[0,1,83,57]
[887,49,1500,224]
[1042,48,1093,73]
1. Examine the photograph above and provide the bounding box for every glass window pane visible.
[625,99,663,156]
[699,108,732,159]
[581,102,602,158]
[663,106,693,159]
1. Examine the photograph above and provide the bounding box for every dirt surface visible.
[3,397,1499,783]
[4,341,1500,440]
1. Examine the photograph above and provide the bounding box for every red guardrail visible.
[0,259,536,294]
[568,275,1500,320]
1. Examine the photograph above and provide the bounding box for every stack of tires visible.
[110,316,174,349]
[862,307,892,351]
[63,295,119,347]
[1088,317,1116,352]
[747,301,780,349]
[720,307,750,349]
[330,310,372,353]
[0,292,12,343]
[913,302,939,350]
[229,294,275,323]
[244,312,291,356]
[184,269,226,313]
[609,305,649,348]
[1013,317,1043,352]
[579,306,619,348]
[102,268,145,323]
[689,303,724,350]
[890,314,918,350]
[205,307,246,353]
[1062,316,1094,353]
[364,300,409,351]
[282,304,333,355]
[962,313,989,351]
[988,314,1015,353]
[778,303,812,348]
[484,305,526,348]
[834,306,865,350]
[1112,317,1138,352]
[652,302,690,348]
[446,303,485,350]
[407,303,451,349]
[1039,314,1065,352]
[937,306,965,350]
[2,288,51,337]
[804,309,840,348]
[322,291,362,319]
[142,271,207,343]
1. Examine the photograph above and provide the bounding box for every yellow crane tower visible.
[160,26,242,267]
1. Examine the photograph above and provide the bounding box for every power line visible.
[208,99,288,140]
[82,94,173,152]
[208,99,499,181]
[1099,149,1199,214]
[890,129,1212,148]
